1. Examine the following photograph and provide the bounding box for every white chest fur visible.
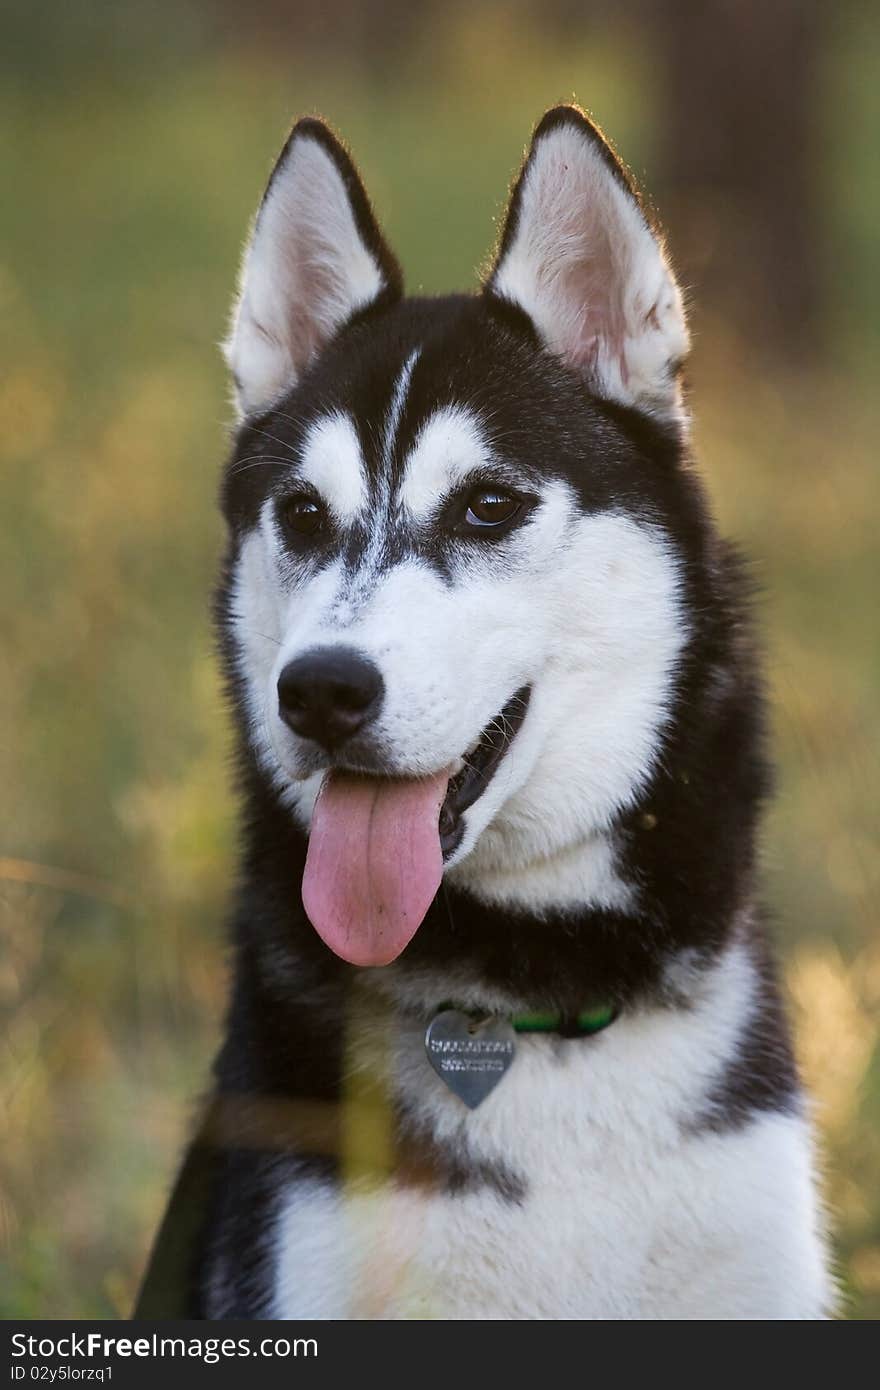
[270,944,831,1319]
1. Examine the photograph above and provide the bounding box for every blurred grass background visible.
[0,0,877,1319]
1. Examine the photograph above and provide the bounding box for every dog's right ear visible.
[225,119,402,417]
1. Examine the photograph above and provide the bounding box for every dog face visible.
[219,108,697,951]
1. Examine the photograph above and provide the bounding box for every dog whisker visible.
[247,425,301,460]
[228,454,295,477]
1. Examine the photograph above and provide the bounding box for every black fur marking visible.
[693,922,801,1133]
[395,1105,527,1204]
[200,1153,291,1319]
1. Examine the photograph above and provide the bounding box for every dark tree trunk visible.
[651,0,826,364]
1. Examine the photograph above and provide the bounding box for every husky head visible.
[219,107,700,968]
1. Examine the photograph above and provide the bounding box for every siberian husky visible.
[136,106,832,1319]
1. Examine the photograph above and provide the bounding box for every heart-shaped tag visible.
[424,1010,517,1109]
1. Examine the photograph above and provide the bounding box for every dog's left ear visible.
[225,118,402,417]
[487,106,689,424]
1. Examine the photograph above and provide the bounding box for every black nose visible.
[277,647,384,750]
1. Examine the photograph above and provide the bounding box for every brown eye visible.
[281,496,324,537]
[464,489,522,529]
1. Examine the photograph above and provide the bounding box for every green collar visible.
[438,1001,617,1038]
[512,1003,617,1036]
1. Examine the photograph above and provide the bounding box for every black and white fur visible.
[136,107,832,1319]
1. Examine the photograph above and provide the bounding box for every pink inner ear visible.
[281,237,346,370]
[549,200,629,385]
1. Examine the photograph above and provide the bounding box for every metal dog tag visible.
[425,1010,517,1109]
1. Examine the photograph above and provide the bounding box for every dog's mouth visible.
[301,686,531,968]
[438,686,531,857]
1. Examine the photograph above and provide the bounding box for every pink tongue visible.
[302,769,449,967]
